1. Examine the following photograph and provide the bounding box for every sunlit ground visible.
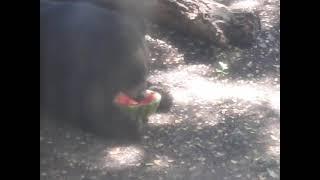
[144,155,176,171]
[146,64,280,168]
[150,66,279,111]
[102,145,145,170]
[100,144,176,172]
[230,0,260,10]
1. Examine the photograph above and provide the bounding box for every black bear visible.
[40,1,149,140]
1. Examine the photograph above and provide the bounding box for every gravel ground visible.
[40,0,280,179]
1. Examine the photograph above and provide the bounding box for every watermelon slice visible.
[113,90,161,125]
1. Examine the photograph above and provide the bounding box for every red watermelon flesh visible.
[114,92,156,106]
[114,92,138,106]
[139,92,156,105]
